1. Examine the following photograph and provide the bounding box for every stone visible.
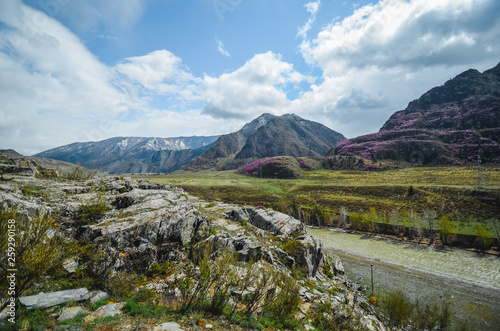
[84,302,124,322]
[152,322,185,331]
[112,192,140,209]
[19,288,90,309]
[89,291,109,304]
[224,207,305,237]
[63,258,79,273]
[57,306,88,322]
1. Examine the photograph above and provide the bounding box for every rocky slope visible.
[330,62,500,164]
[0,153,385,330]
[184,113,346,171]
[35,136,219,174]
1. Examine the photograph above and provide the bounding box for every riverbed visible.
[308,228,500,330]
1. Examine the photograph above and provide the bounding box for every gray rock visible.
[57,306,87,321]
[63,258,79,273]
[197,234,262,262]
[112,192,140,209]
[89,291,109,304]
[327,253,345,275]
[81,189,210,274]
[224,207,305,236]
[135,323,148,330]
[84,302,125,322]
[19,288,90,309]
[152,322,185,331]
[275,248,295,267]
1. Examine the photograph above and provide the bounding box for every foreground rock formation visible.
[0,156,385,330]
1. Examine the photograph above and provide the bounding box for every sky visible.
[1,0,500,155]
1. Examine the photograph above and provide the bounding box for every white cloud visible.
[294,0,500,137]
[114,50,201,101]
[300,0,500,74]
[202,51,315,119]
[216,37,230,57]
[0,0,129,154]
[297,0,321,39]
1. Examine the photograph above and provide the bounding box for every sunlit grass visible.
[136,165,500,239]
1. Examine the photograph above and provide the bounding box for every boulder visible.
[63,258,79,273]
[224,207,305,237]
[84,302,124,322]
[57,306,88,321]
[19,288,90,309]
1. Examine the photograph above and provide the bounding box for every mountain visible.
[35,136,219,173]
[184,113,346,171]
[329,62,500,165]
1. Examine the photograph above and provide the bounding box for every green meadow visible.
[137,165,500,241]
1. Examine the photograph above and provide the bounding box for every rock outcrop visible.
[0,157,386,330]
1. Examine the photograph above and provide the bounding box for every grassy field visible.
[136,165,500,240]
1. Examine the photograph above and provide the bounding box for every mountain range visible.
[35,136,219,174]
[34,62,500,172]
[330,62,500,164]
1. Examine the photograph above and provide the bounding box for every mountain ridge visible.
[35,135,219,174]
[330,62,500,164]
[183,113,346,171]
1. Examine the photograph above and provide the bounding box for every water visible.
[309,228,500,330]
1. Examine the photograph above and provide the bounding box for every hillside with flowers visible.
[330,62,500,165]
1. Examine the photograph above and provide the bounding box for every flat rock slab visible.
[84,302,124,322]
[19,288,90,309]
[152,322,186,331]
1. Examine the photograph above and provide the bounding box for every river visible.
[308,228,500,330]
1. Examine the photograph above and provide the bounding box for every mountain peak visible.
[184,113,346,171]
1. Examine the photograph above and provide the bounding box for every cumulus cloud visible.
[300,0,500,74]
[202,51,315,119]
[216,37,230,57]
[114,50,201,101]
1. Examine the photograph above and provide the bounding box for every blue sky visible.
[1,0,500,155]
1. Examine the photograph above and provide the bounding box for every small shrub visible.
[264,273,301,322]
[148,261,175,277]
[63,164,98,181]
[0,207,72,311]
[106,271,139,299]
[381,290,412,327]
[77,201,110,225]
